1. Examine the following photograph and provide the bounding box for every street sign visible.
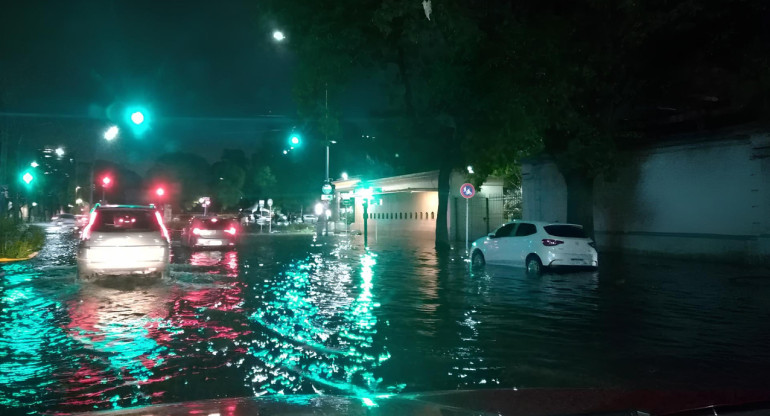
[267,198,273,207]
[460,183,475,199]
[322,183,334,195]
[321,194,333,201]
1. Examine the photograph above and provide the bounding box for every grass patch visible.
[0,218,46,259]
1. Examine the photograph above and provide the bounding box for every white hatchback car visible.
[471,220,598,274]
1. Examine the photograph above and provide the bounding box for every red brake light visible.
[81,211,98,240]
[225,226,236,235]
[192,227,201,235]
[542,238,564,246]
[155,211,170,242]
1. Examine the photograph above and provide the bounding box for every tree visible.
[475,0,770,237]
[264,0,504,249]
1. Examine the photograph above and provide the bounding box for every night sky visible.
[0,1,386,169]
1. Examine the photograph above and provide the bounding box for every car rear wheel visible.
[526,254,543,275]
[471,250,485,268]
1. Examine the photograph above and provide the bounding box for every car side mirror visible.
[488,233,495,238]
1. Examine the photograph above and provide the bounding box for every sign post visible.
[258,199,265,233]
[267,198,273,233]
[321,182,334,235]
[460,183,476,256]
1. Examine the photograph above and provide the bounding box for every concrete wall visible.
[521,160,568,223]
[522,132,770,263]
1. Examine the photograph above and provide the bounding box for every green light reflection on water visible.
[0,268,69,409]
[246,248,399,402]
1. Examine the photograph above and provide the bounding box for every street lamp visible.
[273,30,285,41]
[55,147,65,157]
[131,111,145,125]
[30,161,39,168]
[104,125,119,141]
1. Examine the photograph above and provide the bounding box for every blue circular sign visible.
[460,183,475,199]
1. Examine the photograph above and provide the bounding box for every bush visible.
[0,218,46,259]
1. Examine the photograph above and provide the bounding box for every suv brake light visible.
[192,227,201,235]
[155,211,170,242]
[542,238,564,246]
[81,211,98,240]
[225,226,236,235]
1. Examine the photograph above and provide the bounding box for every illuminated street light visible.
[104,125,119,141]
[30,161,39,168]
[314,202,324,216]
[75,198,83,205]
[273,30,285,41]
[341,172,348,180]
[283,150,288,155]
[467,165,474,174]
[55,147,65,157]
[131,111,145,125]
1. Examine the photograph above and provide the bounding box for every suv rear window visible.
[544,225,587,238]
[195,218,235,229]
[92,209,160,232]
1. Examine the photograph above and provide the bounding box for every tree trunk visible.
[564,172,595,239]
[435,163,451,251]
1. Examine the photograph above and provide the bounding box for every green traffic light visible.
[289,133,301,147]
[22,172,34,184]
[131,111,144,125]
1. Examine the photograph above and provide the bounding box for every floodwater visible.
[2,227,770,414]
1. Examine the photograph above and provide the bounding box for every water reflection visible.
[4,233,770,414]
[246,247,394,399]
[62,284,173,409]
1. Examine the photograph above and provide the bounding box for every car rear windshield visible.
[198,218,234,229]
[92,209,160,232]
[544,225,587,238]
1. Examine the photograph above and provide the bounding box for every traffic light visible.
[156,187,165,196]
[289,132,301,148]
[22,171,34,185]
[102,176,111,187]
[124,105,151,136]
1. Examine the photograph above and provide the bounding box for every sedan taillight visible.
[192,227,201,235]
[542,238,564,246]
[224,226,236,235]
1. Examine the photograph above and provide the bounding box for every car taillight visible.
[225,226,236,235]
[155,211,170,242]
[192,227,201,235]
[81,211,98,240]
[542,238,564,246]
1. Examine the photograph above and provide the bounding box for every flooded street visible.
[3,228,770,414]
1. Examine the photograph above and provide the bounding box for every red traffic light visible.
[102,176,111,186]
[156,187,165,196]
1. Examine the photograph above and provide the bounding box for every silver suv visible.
[77,204,171,280]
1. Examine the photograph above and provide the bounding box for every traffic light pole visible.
[363,200,368,247]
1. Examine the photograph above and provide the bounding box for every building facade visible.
[332,170,505,243]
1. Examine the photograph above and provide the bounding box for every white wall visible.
[521,159,567,223]
[522,133,770,262]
